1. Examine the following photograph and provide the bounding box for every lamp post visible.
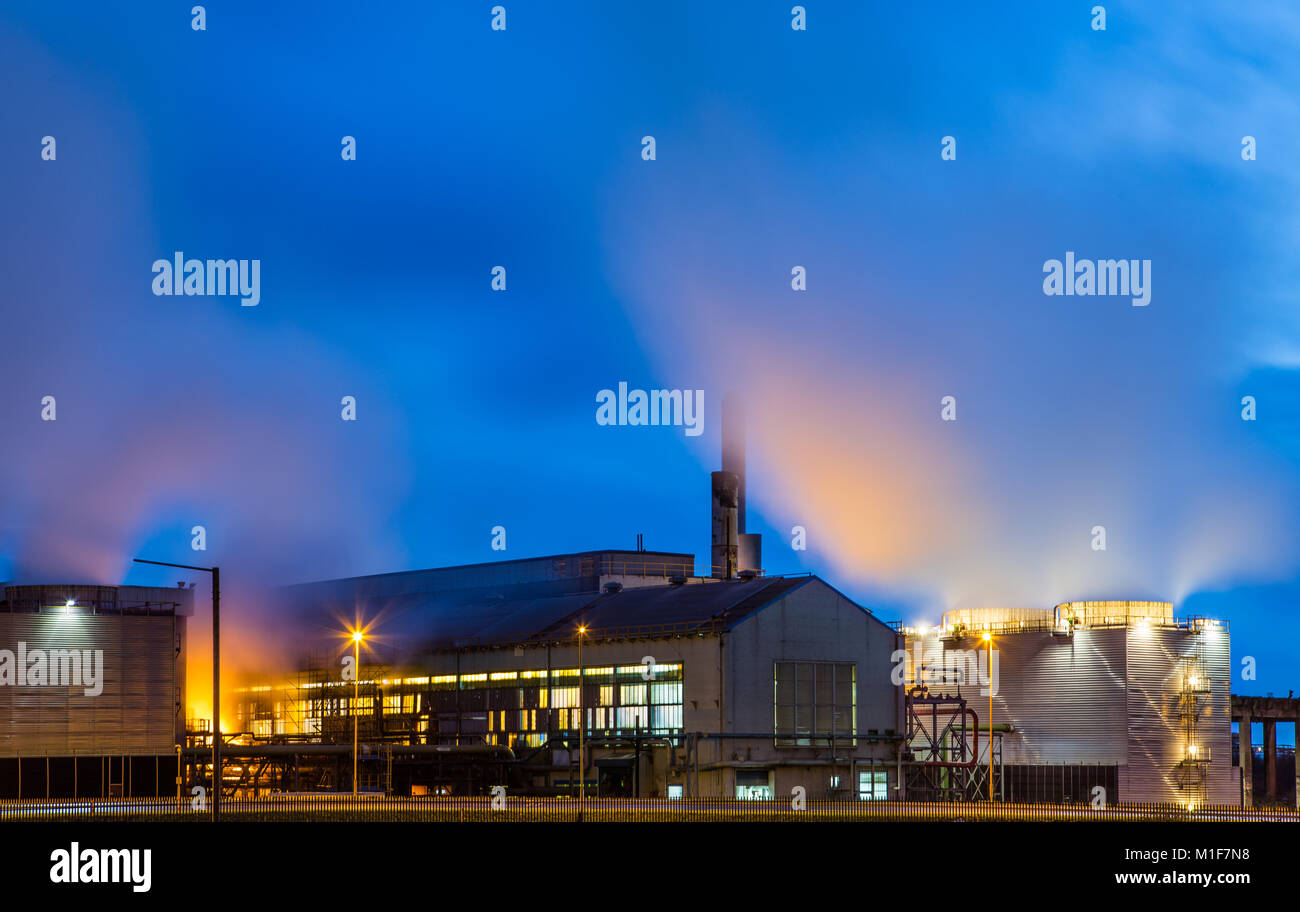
[577,624,586,821]
[134,558,220,821]
[351,629,364,796]
[982,630,993,802]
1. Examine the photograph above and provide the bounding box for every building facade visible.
[0,583,190,798]
[236,564,904,799]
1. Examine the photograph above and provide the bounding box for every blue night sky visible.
[1,3,1298,723]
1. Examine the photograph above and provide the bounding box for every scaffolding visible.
[903,687,1002,801]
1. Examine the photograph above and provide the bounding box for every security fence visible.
[1,794,1297,823]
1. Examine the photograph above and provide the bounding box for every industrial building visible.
[217,396,901,798]
[0,584,190,798]
[0,395,1269,809]
[232,561,902,799]
[217,395,1249,807]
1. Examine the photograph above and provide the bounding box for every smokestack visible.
[711,471,739,579]
[738,532,762,575]
[715,392,763,577]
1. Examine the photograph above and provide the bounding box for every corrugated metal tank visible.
[904,616,1234,804]
[0,585,187,757]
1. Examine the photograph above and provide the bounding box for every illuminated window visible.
[651,705,681,729]
[735,770,772,800]
[775,662,855,747]
[858,770,887,800]
[616,706,649,728]
[651,682,681,704]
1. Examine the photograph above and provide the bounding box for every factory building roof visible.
[296,572,850,653]
[285,550,695,598]
[539,575,813,637]
[408,575,822,650]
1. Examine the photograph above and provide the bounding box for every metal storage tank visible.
[0,584,189,758]
[903,602,1233,806]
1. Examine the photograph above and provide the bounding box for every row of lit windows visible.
[243,679,684,720]
[283,704,686,737]
[235,665,687,738]
[484,703,684,732]
[287,664,683,691]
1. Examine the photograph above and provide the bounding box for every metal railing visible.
[1,794,1296,823]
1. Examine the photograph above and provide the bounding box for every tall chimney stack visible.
[710,471,739,579]
[716,392,762,577]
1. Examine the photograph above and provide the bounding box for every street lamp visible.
[982,630,993,802]
[351,628,364,796]
[134,558,220,821]
[577,623,586,820]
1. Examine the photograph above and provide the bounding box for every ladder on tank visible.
[1174,627,1211,806]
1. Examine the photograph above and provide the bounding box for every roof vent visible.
[603,582,624,594]
[668,575,687,586]
[737,569,757,581]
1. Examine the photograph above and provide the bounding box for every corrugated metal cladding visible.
[995,630,1130,765]
[1123,625,1235,805]
[0,614,182,757]
[905,631,1128,764]
[905,624,1235,804]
